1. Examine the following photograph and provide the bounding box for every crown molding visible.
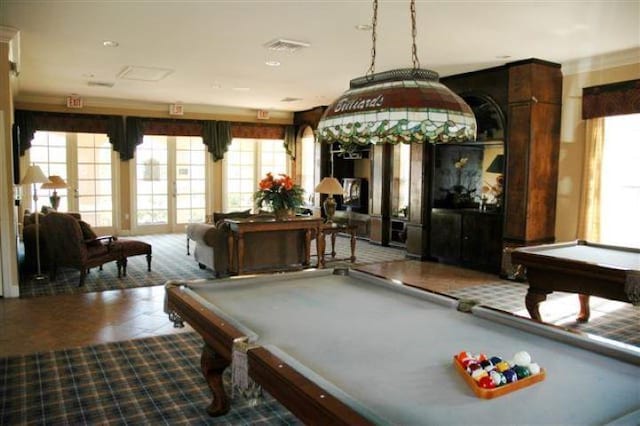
[0,26,21,75]
[0,26,19,43]
[562,47,640,75]
[14,93,294,123]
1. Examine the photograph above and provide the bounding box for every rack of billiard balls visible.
[453,351,546,399]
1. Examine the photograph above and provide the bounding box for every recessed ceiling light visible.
[355,24,372,31]
[233,87,250,91]
[211,83,222,89]
[82,73,95,78]
[102,40,119,48]
[496,55,511,59]
[265,60,281,67]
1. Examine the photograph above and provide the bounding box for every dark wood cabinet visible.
[431,209,503,273]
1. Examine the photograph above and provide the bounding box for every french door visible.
[133,135,207,233]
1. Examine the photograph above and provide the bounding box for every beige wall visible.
[555,62,640,242]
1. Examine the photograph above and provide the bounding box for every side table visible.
[318,223,357,268]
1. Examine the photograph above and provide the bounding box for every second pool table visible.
[511,240,640,322]
[165,268,640,425]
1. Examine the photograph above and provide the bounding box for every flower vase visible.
[273,208,293,221]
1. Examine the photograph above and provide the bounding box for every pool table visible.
[511,240,640,322]
[165,268,640,425]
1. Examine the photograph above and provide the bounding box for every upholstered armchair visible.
[40,212,122,286]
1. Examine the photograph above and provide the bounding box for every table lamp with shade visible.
[20,164,51,283]
[315,177,343,224]
[41,175,68,211]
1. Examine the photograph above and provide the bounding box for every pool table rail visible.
[248,347,375,426]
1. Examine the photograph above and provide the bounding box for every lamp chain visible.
[366,0,378,78]
[410,0,420,70]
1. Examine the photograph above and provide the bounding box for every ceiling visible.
[2,1,639,112]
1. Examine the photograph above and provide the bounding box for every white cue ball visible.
[513,351,532,366]
[528,363,541,375]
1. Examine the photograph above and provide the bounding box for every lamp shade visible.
[41,175,68,189]
[20,164,50,185]
[315,177,343,195]
[316,69,477,146]
[486,154,504,174]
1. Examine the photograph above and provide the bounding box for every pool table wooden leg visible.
[525,289,549,321]
[577,294,591,322]
[200,344,231,416]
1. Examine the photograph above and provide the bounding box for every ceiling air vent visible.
[88,81,115,88]
[281,97,302,102]
[263,38,311,53]
[117,66,173,82]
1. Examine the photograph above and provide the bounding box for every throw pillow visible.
[78,220,98,241]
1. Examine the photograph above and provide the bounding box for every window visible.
[29,132,69,212]
[224,138,289,211]
[601,114,640,248]
[175,136,206,224]
[300,127,316,205]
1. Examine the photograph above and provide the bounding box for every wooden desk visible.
[225,217,323,274]
[318,223,357,268]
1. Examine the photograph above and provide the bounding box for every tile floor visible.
[0,260,493,358]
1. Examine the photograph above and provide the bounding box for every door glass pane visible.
[77,133,113,227]
[174,136,206,224]
[30,131,69,212]
[136,136,168,225]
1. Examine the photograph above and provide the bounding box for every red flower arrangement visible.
[254,173,305,213]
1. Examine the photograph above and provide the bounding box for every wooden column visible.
[504,60,562,246]
[369,143,392,245]
[405,142,432,259]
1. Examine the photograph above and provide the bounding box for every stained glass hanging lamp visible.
[316,0,477,146]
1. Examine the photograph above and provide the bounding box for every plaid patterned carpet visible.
[0,332,300,425]
[449,283,640,347]
[20,233,406,297]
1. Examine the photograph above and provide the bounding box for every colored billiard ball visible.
[513,351,532,366]
[496,361,511,372]
[480,360,493,371]
[457,351,471,361]
[513,365,531,379]
[489,356,502,365]
[503,369,518,383]
[466,362,481,374]
[478,376,495,389]
[489,370,507,386]
[471,369,489,381]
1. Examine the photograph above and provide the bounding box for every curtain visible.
[122,117,145,161]
[202,120,232,162]
[106,116,126,158]
[283,125,296,159]
[582,79,640,119]
[14,110,36,155]
[576,117,605,241]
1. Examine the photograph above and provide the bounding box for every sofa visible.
[186,211,309,276]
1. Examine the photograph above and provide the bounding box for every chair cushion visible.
[213,209,251,224]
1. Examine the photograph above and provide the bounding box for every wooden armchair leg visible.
[79,269,87,287]
[146,254,152,271]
